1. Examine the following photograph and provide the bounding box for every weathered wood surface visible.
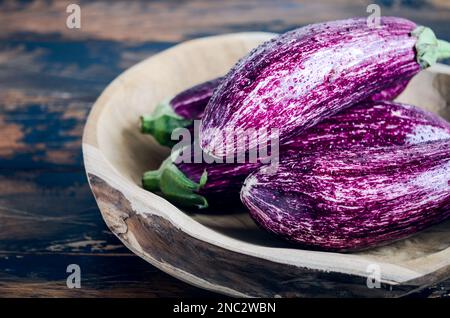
[0,0,449,297]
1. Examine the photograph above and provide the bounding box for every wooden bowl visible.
[82,32,450,297]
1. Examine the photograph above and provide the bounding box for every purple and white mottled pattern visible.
[166,76,408,121]
[200,17,421,158]
[283,101,450,154]
[171,77,223,119]
[241,139,450,251]
[178,101,450,195]
[369,78,411,101]
[177,154,260,194]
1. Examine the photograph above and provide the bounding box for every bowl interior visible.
[93,33,450,271]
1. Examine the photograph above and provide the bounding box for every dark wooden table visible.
[0,0,449,298]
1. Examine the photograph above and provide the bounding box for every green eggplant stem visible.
[437,40,450,59]
[413,26,450,68]
[140,100,193,147]
[142,157,209,209]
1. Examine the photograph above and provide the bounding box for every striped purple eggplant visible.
[283,101,450,151]
[241,139,450,251]
[141,76,411,147]
[200,17,450,158]
[142,148,260,209]
[368,78,410,102]
[142,101,450,208]
[171,78,223,119]
[140,77,222,146]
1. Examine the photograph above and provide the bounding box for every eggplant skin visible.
[368,78,410,102]
[176,151,260,194]
[178,101,450,194]
[283,101,450,154]
[171,75,406,121]
[241,140,450,251]
[146,101,450,208]
[200,17,421,158]
[171,77,223,119]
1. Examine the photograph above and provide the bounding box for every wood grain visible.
[1,0,449,43]
[1,0,449,297]
[88,173,448,297]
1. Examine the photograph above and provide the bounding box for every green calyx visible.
[140,100,193,147]
[142,157,208,209]
[413,26,450,68]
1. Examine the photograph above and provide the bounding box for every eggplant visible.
[368,78,410,102]
[142,147,260,209]
[143,101,450,208]
[241,139,450,251]
[170,77,223,119]
[282,101,450,151]
[140,77,222,147]
[141,76,412,147]
[199,17,450,158]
